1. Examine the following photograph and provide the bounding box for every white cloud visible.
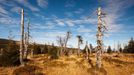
[32,22,55,30]
[77,25,91,33]
[82,33,96,41]
[65,0,75,7]
[31,31,68,46]
[73,18,97,25]
[104,33,111,38]
[64,12,73,17]
[0,17,19,25]
[34,13,46,20]
[102,0,134,33]
[74,8,84,14]
[0,0,16,7]
[55,20,65,26]
[37,0,48,8]
[0,6,8,14]
[10,7,22,13]
[15,0,40,12]
[44,31,66,38]
[65,20,74,26]
[52,15,97,27]
[64,8,84,17]
[0,13,10,18]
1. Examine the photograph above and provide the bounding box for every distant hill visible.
[0,38,19,49]
[0,38,77,52]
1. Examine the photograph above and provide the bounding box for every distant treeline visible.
[0,38,78,66]
[106,38,134,53]
[0,38,133,66]
[123,38,134,53]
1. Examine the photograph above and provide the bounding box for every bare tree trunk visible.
[57,36,65,56]
[86,41,89,60]
[77,35,82,56]
[24,33,28,59]
[24,19,30,59]
[26,19,30,58]
[31,49,34,58]
[20,9,25,66]
[60,46,63,56]
[96,7,102,68]
[0,48,3,55]
[89,45,91,55]
[96,7,106,68]
[77,41,80,56]
[64,31,71,56]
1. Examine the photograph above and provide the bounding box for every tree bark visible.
[20,9,25,66]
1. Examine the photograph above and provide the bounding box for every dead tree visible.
[85,41,89,60]
[96,7,107,68]
[24,33,28,59]
[57,31,71,56]
[63,31,71,55]
[24,19,30,59]
[0,48,3,55]
[20,9,25,66]
[89,44,92,55]
[77,35,83,56]
[117,42,122,53]
[7,30,15,51]
[57,36,64,56]
[8,30,14,40]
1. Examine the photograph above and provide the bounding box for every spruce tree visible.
[107,46,112,53]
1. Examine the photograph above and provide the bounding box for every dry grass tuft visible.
[65,57,77,61]
[43,60,68,67]
[12,65,44,75]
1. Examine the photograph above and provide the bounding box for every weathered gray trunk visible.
[0,48,3,55]
[96,7,106,68]
[31,49,34,58]
[86,42,89,60]
[77,41,80,56]
[25,19,30,58]
[24,19,30,59]
[60,46,63,56]
[20,9,25,66]
[64,31,71,56]
[24,33,28,59]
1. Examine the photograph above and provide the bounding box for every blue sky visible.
[0,0,134,49]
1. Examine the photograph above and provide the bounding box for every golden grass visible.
[0,53,134,75]
[12,65,44,75]
[0,66,16,75]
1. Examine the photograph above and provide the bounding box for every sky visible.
[0,0,134,49]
